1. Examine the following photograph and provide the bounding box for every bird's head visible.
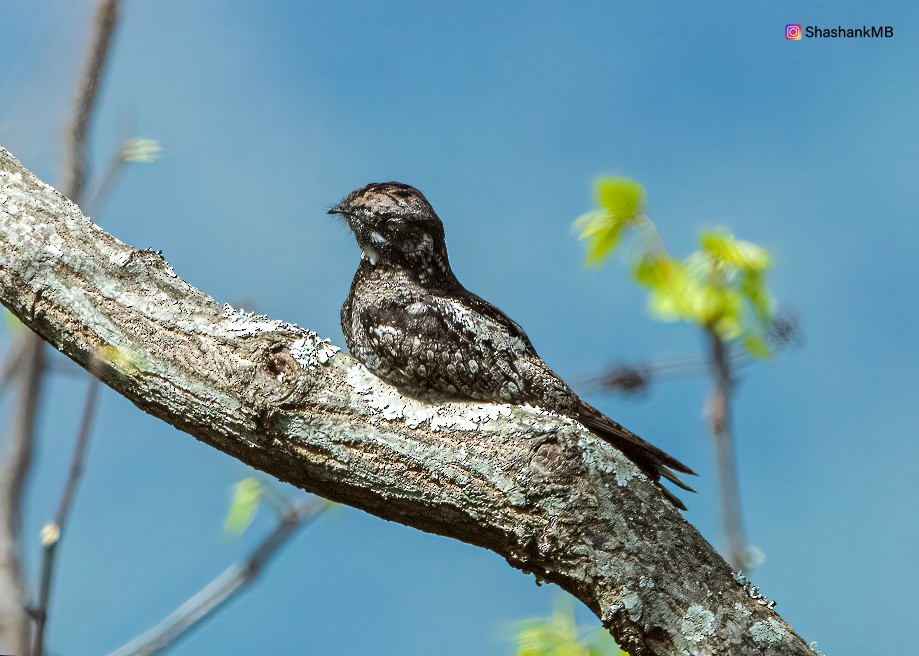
[330,182,451,280]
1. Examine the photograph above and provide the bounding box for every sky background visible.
[1,1,917,655]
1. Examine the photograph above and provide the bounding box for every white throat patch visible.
[361,245,380,266]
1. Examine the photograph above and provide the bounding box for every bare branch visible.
[705,328,752,572]
[0,333,42,655]
[85,138,162,218]
[32,378,100,656]
[0,345,25,395]
[106,497,327,656]
[61,0,120,204]
[26,3,122,654]
[0,146,816,656]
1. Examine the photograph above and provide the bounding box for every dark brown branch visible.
[106,497,327,656]
[0,146,816,656]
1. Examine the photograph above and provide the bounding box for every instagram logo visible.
[786,24,803,40]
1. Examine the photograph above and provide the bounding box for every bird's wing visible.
[360,290,536,402]
[363,290,696,508]
[451,289,538,353]
[449,291,697,477]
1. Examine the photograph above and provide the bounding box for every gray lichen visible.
[750,618,789,645]
[345,364,512,430]
[681,605,716,643]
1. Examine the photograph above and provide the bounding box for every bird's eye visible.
[377,214,402,230]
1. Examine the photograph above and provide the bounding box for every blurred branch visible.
[0,146,816,655]
[61,0,120,204]
[86,138,162,217]
[9,5,118,656]
[0,345,24,395]
[578,356,720,398]
[705,327,750,571]
[0,334,42,655]
[106,497,327,656]
[579,313,803,398]
[32,378,101,656]
[581,334,759,572]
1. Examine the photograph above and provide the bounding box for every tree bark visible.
[0,145,816,656]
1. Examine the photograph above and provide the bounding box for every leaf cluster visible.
[574,178,776,357]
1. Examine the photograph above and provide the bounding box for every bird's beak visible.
[327,204,343,216]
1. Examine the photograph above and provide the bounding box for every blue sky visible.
[2,2,918,654]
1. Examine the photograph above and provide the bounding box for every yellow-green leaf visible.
[573,178,647,268]
[3,309,22,334]
[741,271,774,323]
[224,477,263,535]
[574,211,627,268]
[122,138,162,164]
[700,230,770,273]
[513,600,624,656]
[734,240,770,272]
[596,177,645,222]
[743,334,772,359]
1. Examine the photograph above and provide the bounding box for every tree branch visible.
[0,333,40,655]
[30,4,121,653]
[106,496,327,656]
[705,327,752,572]
[0,146,816,656]
[33,377,100,656]
[61,0,120,205]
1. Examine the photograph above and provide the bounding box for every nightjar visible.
[332,182,696,508]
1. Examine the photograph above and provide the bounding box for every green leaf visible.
[734,240,770,272]
[741,270,774,324]
[595,177,645,222]
[3,309,21,333]
[743,334,772,359]
[512,599,624,656]
[224,477,263,535]
[573,177,647,268]
[700,230,770,273]
[121,138,162,163]
[632,252,679,290]
[573,211,627,268]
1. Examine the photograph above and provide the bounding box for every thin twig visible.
[42,353,86,378]
[29,3,121,655]
[84,142,128,217]
[0,345,25,395]
[577,352,754,397]
[705,327,751,571]
[32,379,101,656]
[0,334,43,655]
[106,497,328,656]
[61,0,120,204]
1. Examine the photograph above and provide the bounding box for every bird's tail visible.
[576,406,697,511]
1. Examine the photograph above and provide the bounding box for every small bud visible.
[40,522,60,547]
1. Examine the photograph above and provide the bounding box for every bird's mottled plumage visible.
[332,182,696,508]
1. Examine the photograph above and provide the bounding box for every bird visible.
[330,182,696,509]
